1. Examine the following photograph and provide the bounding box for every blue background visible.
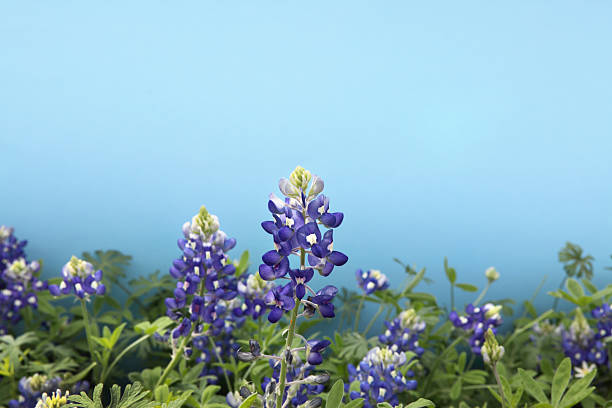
[2,2,611,318]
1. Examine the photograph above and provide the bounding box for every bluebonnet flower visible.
[258,167,347,323]
[304,285,338,318]
[561,309,608,370]
[165,206,238,338]
[0,227,47,334]
[0,226,27,271]
[48,256,105,299]
[379,309,425,355]
[356,269,389,295]
[307,339,331,365]
[347,346,417,408]
[34,389,70,408]
[234,273,273,320]
[8,374,61,408]
[449,303,502,354]
[591,303,612,341]
[261,351,325,408]
[264,283,296,323]
[251,167,346,407]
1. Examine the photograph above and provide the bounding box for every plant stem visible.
[450,284,455,311]
[156,329,193,387]
[363,303,384,336]
[354,295,365,331]
[276,249,304,408]
[492,362,507,408]
[79,299,97,372]
[209,336,233,393]
[473,282,491,306]
[101,334,150,383]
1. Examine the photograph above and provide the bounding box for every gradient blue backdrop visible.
[1,2,611,319]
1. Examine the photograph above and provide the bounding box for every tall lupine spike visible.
[251,167,346,408]
[0,227,47,335]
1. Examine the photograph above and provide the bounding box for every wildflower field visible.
[1,167,611,408]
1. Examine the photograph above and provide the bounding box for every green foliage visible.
[558,242,594,280]
[3,243,612,408]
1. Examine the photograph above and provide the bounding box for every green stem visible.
[354,295,365,331]
[450,284,455,311]
[423,336,463,396]
[101,334,151,383]
[363,303,384,336]
[492,363,507,408]
[209,336,233,393]
[473,282,491,306]
[276,249,304,408]
[156,330,193,387]
[79,299,97,370]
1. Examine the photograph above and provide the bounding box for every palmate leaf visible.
[70,382,157,408]
[558,242,594,280]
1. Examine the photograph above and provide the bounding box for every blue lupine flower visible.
[0,226,27,272]
[234,274,273,320]
[307,339,331,365]
[379,309,425,355]
[48,256,105,299]
[8,374,62,408]
[306,285,338,318]
[347,346,417,408]
[264,283,296,323]
[165,206,239,339]
[261,351,325,407]
[591,303,612,341]
[449,303,502,354]
[561,309,608,369]
[356,269,389,295]
[289,268,314,299]
[0,227,47,334]
[258,167,347,323]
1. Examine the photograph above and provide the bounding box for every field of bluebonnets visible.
[1,166,611,408]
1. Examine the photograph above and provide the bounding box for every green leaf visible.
[456,283,478,292]
[235,250,250,276]
[518,369,548,404]
[444,256,457,284]
[327,379,344,408]
[450,378,462,400]
[344,398,365,408]
[566,279,584,299]
[238,394,260,408]
[405,399,435,408]
[559,368,597,408]
[551,358,571,407]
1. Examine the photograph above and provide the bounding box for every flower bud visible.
[305,397,323,408]
[485,267,500,282]
[249,339,261,356]
[289,166,311,192]
[481,328,505,366]
[237,351,257,362]
[311,372,330,384]
[239,386,252,399]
